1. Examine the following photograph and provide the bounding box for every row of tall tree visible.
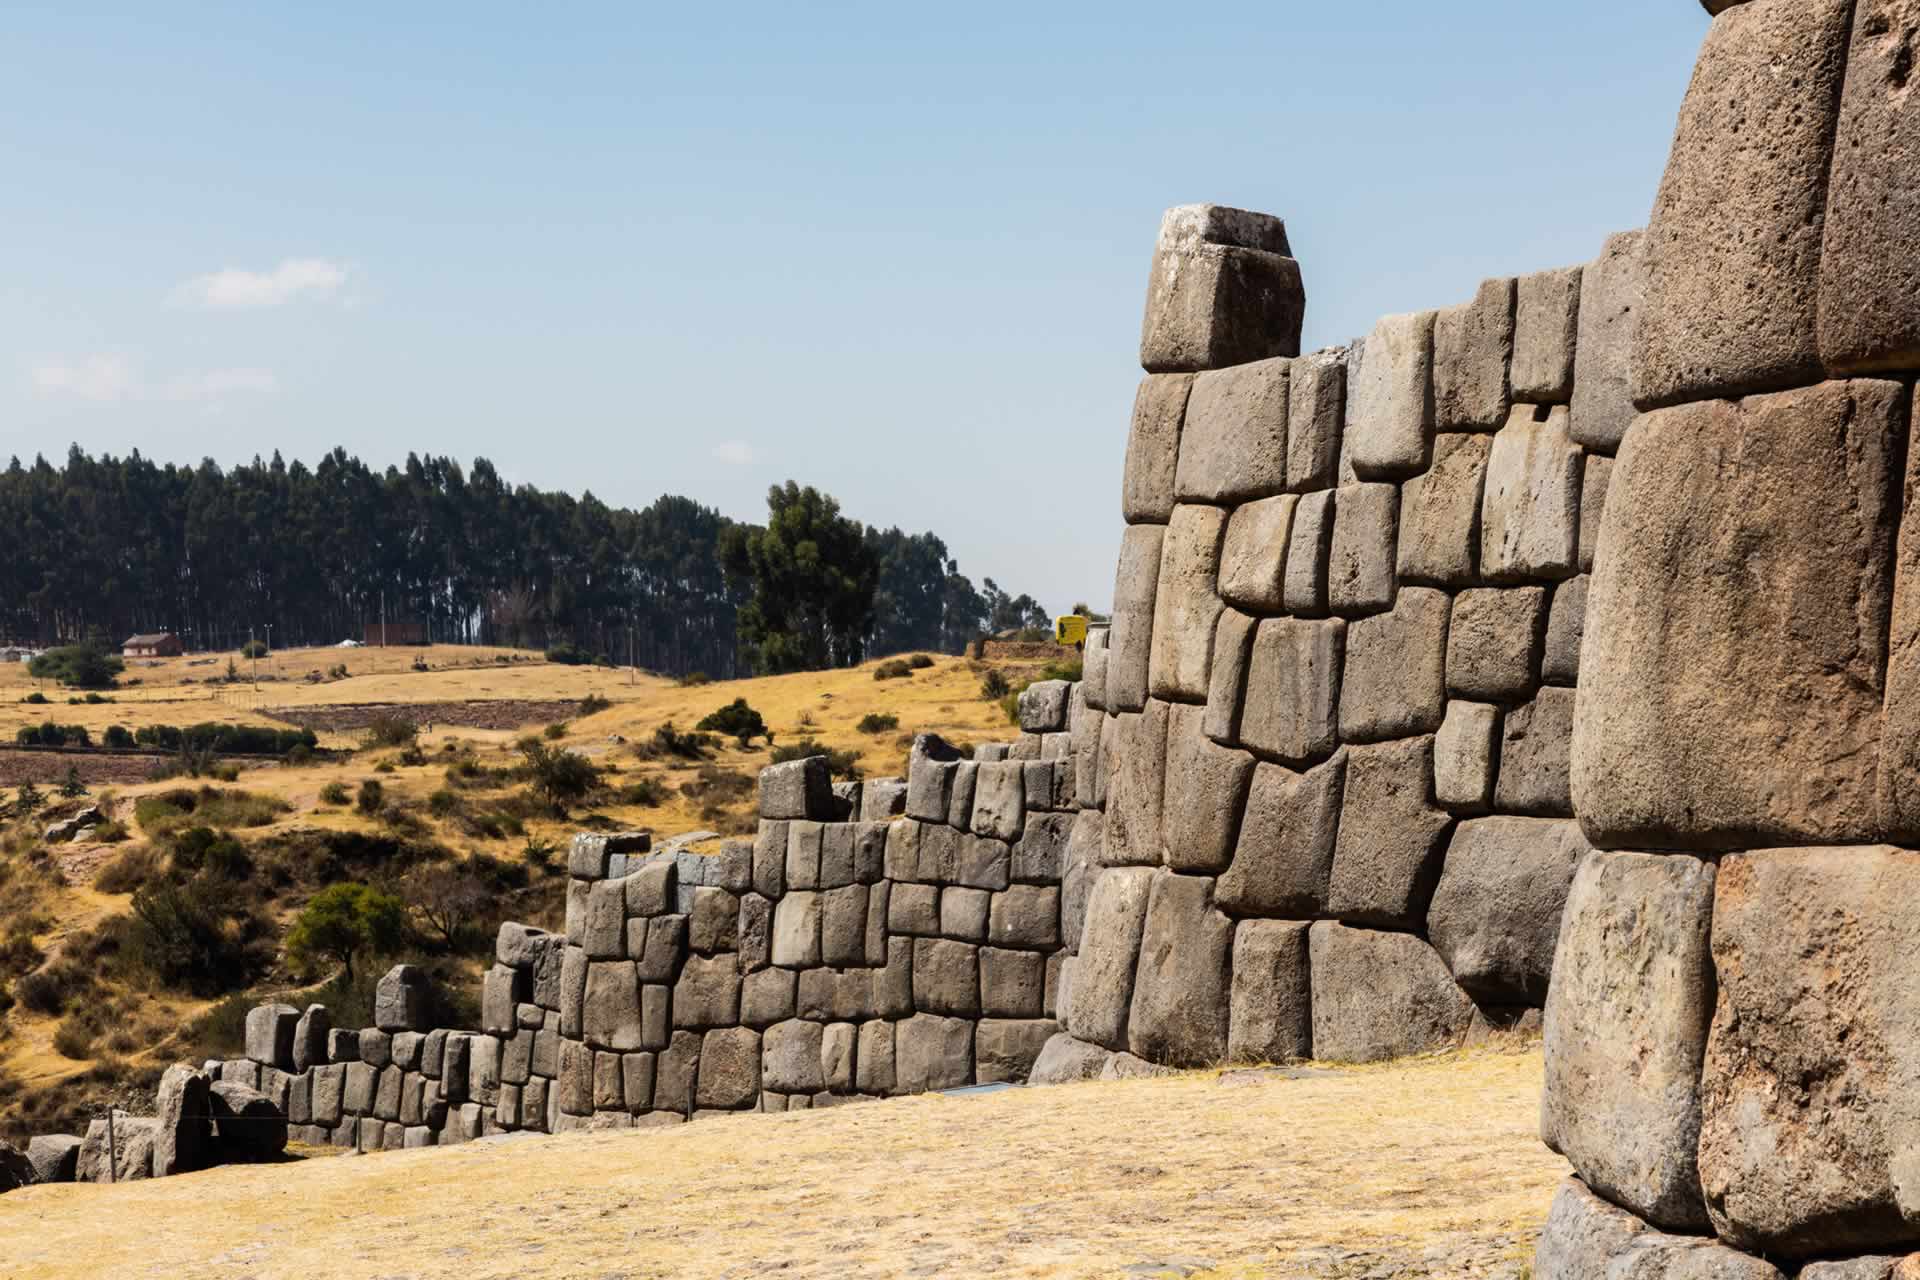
[0,448,1050,678]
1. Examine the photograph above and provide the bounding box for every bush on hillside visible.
[857,712,898,734]
[695,698,769,747]
[517,739,601,815]
[27,644,123,690]
[873,659,914,680]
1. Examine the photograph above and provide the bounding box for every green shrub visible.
[578,693,612,716]
[545,642,591,666]
[676,671,712,687]
[319,781,350,806]
[52,1018,94,1060]
[695,698,769,746]
[133,723,317,756]
[543,722,567,741]
[103,725,135,749]
[27,644,123,689]
[908,654,935,670]
[360,716,418,750]
[240,640,268,660]
[355,780,385,815]
[614,776,669,807]
[14,723,91,748]
[125,877,269,994]
[979,669,1012,700]
[517,739,601,815]
[873,659,913,680]
[651,723,716,760]
[20,692,46,705]
[857,712,899,734]
[133,787,288,837]
[285,882,407,982]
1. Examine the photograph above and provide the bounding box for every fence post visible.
[105,1109,116,1185]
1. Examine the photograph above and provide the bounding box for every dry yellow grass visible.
[0,1048,1564,1280]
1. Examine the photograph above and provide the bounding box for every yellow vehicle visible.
[1054,614,1088,648]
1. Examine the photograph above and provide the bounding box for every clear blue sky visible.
[0,2,1707,613]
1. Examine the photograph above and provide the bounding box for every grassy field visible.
[0,644,1066,1136]
[0,1047,1563,1280]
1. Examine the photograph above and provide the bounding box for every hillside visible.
[0,1047,1561,1280]
[0,643,1066,1141]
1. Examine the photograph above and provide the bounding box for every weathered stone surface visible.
[1397,433,1491,587]
[1513,265,1582,403]
[771,890,821,967]
[209,1081,287,1159]
[78,1116,155,1183]
[989,884,1059,949]
[695,1027,760,1110]
[1326,736,1450,929]
[1139,204,1305,373]
[1159,702,1254,874]
[820,883,869,967]
[245,1003,298,1070]
[1433,277,1515,430]
[1327,482,1398,616]
[1543,576,1587,685]
[818,823,854,889]
[1434,700,1499,813]
[153,1063,213,1176]
[1801,1259,1917,1280]
[752,820,788,898]
[482,963,527,1033]
[1101,702,1168,866]
[1446,587,1545,703]
[1578,453,1610,574]
[291,1004,331,1074]
[762,1019,825,1094]
[971,760,1026,843]
[1532,1178,1787,1280]
[1481,404,1580,582]
[939,885,989,942]
[654,1031,702,1116]
[1014,812,1072,888]
[1878,413,1920,839]
[1083,629,1110,714]
[980,946,1046,1019]
[1148,504,1228,701]
[760,755,832,820]
[1497,687,1575,817]
[974,1018,1057,1084]
[1541,850,1716,1231]
[1692,847,1920,1256]
[912,938,980,1016]
[1018,679,1072,735]
[1348,311,1436,479]
[1127,872,1233,1066]
[1575,382,1902,849]
[1308,923,1472,1063]
[1176,357,1290,503]
[582,961,645,1052]
[1636,0,1851,408]
[26,1134,81,1184]
[1217,495,1296,613]
[1203,609,1257,747]
[634,914,684,984]
[1229,920,1312,1064]
[1242,618,1344,765]
[784,820,824,891]
[1062,810,1101,947]
[1570,231,1646,453]
[1282,489,1336,617]
[584,878,628,958]
[1288,349,1346,491]
[1338,586,1447,742]
[672,953,741,1029]
[853,1021,896,1094]
[894,1013,976,1094]
[1107,523,1165,712]
[1122,373,1192,523]
[1029,1032,1113,1085]
[1065,867,1154,1051]
[1427,817,1583,1003]
[1217,753,1344,918]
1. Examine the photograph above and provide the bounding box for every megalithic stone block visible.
[1347,310,1436,479]
[1480,404,1580,583]
[1148,504,1227,702]
[1139,204,1305,373]
[1287,347,1347,492]
[1107,523,1165,713]
[1432,276,1515,431]
[1175,358,1290,503]
[1633,0,1853,408]
[1122,374,1193,523]
[1570,230,1646,454]
[1512,265,1582,404]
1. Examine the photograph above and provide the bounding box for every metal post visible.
[105,1109,116,1184]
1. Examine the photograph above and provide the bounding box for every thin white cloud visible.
[713,440,758,465]
[173,258,348,310]
[30,356,277,406]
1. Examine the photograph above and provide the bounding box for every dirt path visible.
[0,1047,1564,1280]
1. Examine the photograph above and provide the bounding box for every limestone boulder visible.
[209,1081,287,1160]
[1495,687,1575,818]
[893,1014,975,1094]
[1228,920,1312,1064]
[1432,277,1514,430]
[975,1018,1058,1085]
[1338,586,1448,742]
[971,760,1026,843]
[1218,494,1296,613]
[1541,849,1716,1232]
[1348,311,1436,479]
[1543,576,1587,686]
[1175,357,1290,503]
[1433,700,1498,813]
[1480,404,1579,582]
[1139,204,1305,373]
[1159,702,1254,874]
[1427,817,1584,1003]
[1216,753,1344,918]
[760,755,832,820]
[1396,433,1491,587]
[1327,482,1398,616]
[1107,524,1165,712]
[78,1117,155,1183]
[582,960,645,1052]
[1307,923,1472,1063]
[1241,618,1344,765]
[1203,609,1257,747]
[1066,867,1155,1052]
[1287,348,1346,491]
[153,1062,213,1176]
[1126,872,1232,1067]
[1282,490,1336,616]
[1635,0,1851,408]
[244,1003,299,1070]
[1028,1033,1114,1085]
[1570,231,1646,453]
[1573,382,1901,850]
[1533,1178,1786,1280]
[373,964,428,1032]
[1148,504,1227,701]
[1101,703,1168,866]
[1445,587,1545,703]
[26,1134,81,1184]
[1513,265,1582,403]
[1326,737,1451,929]
[695,1028,760,1110]
[1122,374,1192,523]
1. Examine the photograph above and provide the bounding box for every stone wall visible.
[1034,188,1643,1075]
[1534,1,1920,1275]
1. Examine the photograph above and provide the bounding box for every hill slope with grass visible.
[0,643,1076,1142]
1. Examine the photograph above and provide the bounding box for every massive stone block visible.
[1326,482,1398,616]
[1541,850,1717,1232]
[1216,752,1345,918]
[1543,576,1587,686]
[1481,404,1580,582]
[1427,817,1584,1003]
[1122,374,1192,523]
[1337,586,1448,743]
[975,1018,1057,1085]
[1241,617,1344,764]
[1159,701,1254,874]
[153,1063,212,1177]
[1574,382,1903,850]
[760,756,832,821]
[1066,867,1155,1052]
[1307,923,1473,1063]
[1570,231,1646,454]
[1125,872,1233,1066]
[1107,523,1165,712]
[762,1019,825,1094]
[1203,608,1257,746]
[1139,204,1305,373]
[1433,700,1498,813]
[1148,504,1228,701]
[582,961,645,1052]
[1495,687,1575,818]
[1288,348,1346,491]
[1577,454,1610,575]
[1533,1179,1786,1280]
[1176,358,1290,503]
[672,953,741,1029]
[980,947,1046,1019]
[1396,433,1490,587]
[912,938,980,1016]
[1325,736,1450,929]
[1634,0,1852,408]
[1228,920,1312,1064]
[1348,311,1436,478]
[695,1028,760,1110]
[1282,489,1336,617]
[1101,702,1168,866]
[1697,847,1920,1257]
[1217,494,1296,613]
[1445,587,1545,703]
[1432,277,1515,430]
[245,1004,299,1070]
[894,1014,976,1094]
[1513,265,1582,403]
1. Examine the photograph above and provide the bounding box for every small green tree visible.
[12,782,45,816]
[59,766,87,798]
[517,738,600,815]
[286,882,407,983]
[27,644,124,690]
